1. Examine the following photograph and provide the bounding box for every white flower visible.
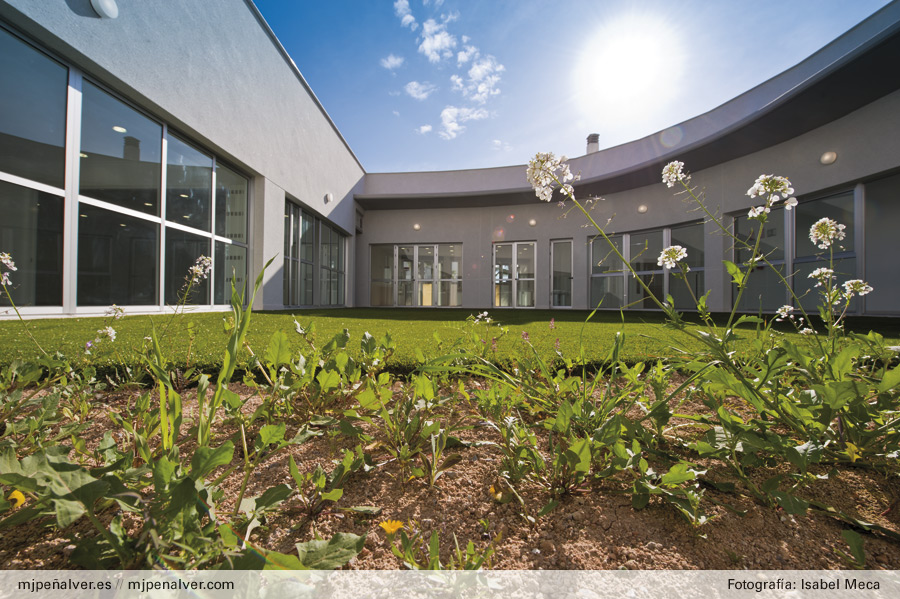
[188,255,213,282]
[747,205,771,219]
[657,245,688,269]
[784,198,798,210]
[808,267,834,287]
[746,174,795,204]
[0,272,10,286]
[800,327,816,336]
[98,326,116,342]
[775,305,793,320]
[809,218,846,249]
[661,161,690,188]
[105,304,125,320]
[0,252,16,272]
[526,152,579,202]
[842,279,873,297]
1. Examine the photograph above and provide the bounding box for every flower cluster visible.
[105,304,125,320]
[473,311,492,324]
[188,255,213,283]
[775,305,793,320]
[85,324,117,354]
[526,152,579,202]
[1,252,16,286]
[657,245,688,269]
[807,267,834,288]
[842,279,873,298]
[809,217,846,249]
[745,174,797,219]
[661,161,690,188]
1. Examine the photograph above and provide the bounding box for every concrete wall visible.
[0,0,364,309]
[355,88,900,311]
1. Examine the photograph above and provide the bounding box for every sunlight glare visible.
[573,13,685,127]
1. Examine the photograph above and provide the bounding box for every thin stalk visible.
[2,283,48,356]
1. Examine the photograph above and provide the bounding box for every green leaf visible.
[565,438,592,474]
[877,364,900,393]
[321,488,343,502]
[537,500,559,518]
[258,423,286,448]
[660,463,699,486]
[254,484,293,512]
[261,551,307,570]
[316,368,341,392]
[339,505,382,516]
[294,532,366,569]
[723,260,745,286]
[841,529,866,565]
[770,491,809,515]
[190,442,235,479]
[264,330,292,370]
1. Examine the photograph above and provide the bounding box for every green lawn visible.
[1,308,898,377]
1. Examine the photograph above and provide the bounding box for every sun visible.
[573,13,685,128]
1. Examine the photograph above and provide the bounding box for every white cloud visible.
[394,0,417,30]
[380,54,405,70]
[457,45,477,65]
[492,139,512,152]
[418,18,456,63]
[423,0,445,7]
[439,106,488,140]
[404,80,437,101]
[416,124,433,134]
[450,54,504,104]
[393,110,400,117]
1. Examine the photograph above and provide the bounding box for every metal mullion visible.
[63,68,83,314]
[0,172,66,197]
[854,182,865,315]
[393,245,398,307]
[208,157,217,308]
[159,125,168,307]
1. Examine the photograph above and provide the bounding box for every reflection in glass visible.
[735,210,785,263]
[794,258,857,312]
[590,276,623,309]
[438,244,461,279]
[439,281,462,307]
[0,181,63,306]
[670,222,704,268]
[591,235,622,273]
[215,163,247,242]
[165,228,210,305]
[517,280,535,308]
[494,244,512,282]
[631,273,663,309]
[80,81,161,215]
[735,264,787,312]
[399,247,414,281]
[552,240,572,307]
[0,29,67,188]
[495,281,512,307]
[370,245,394,306]
[670,271,705,310]
[630,231,663,271]
[516,243,535,278]
[166,135,212,231]
[77,204,158,305]
[214,242,246,305]
[398,280,414,306]
[864,173,900,313]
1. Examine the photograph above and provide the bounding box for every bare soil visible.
[2,381,899,570]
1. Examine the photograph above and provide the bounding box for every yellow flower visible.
[379,520,403,536]
[7,490,25,509]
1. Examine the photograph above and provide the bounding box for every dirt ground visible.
[2,381,899,570]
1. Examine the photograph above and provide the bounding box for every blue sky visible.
[254,0,891,173]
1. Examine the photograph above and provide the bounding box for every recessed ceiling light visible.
[637,204,649,214]
[183,215,190,219]
[820,151,838,165]
[112,126,127,133]
[144,202,153,207]
[180,194,189,198]
[119,223,126,227]
[80,214,87,218]
[79,152,88,158]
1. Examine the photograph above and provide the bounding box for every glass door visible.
[551,240,572,307]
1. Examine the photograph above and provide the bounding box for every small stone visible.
[646,541,662,551]
[540,540,555,554]
[623,560,639,570]
[532,548,541,555]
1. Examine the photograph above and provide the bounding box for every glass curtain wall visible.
[0,25,250,311]
[370,243,462,307]
[589,235,624,309]
[669,222,705,310]
[283,202,346,307]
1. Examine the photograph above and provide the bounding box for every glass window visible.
[370,245,394,306]
[438,244,461,279]
[670,271,706,311]
[0,29,67,188]
[166,134,212,231]
[318,222,345,306]
[215,163,248,243]
[733,211,787,312]
[77,204,158,305]
[551,240,572,308]
[0,181,63,306]
[735,211,785,263]
[864,173,900,313]
[590,275,624,309]
[165,228,210,305]
[591,235,623,274]
[795,193,854,258]
[630,230,663,272]
[493,242,534,308]
[80,81,162,215]
[670,222,704,268]
[214,242,247,304]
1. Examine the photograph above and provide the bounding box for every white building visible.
[1,0,899,317]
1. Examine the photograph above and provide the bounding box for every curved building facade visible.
[1,0,899,317]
